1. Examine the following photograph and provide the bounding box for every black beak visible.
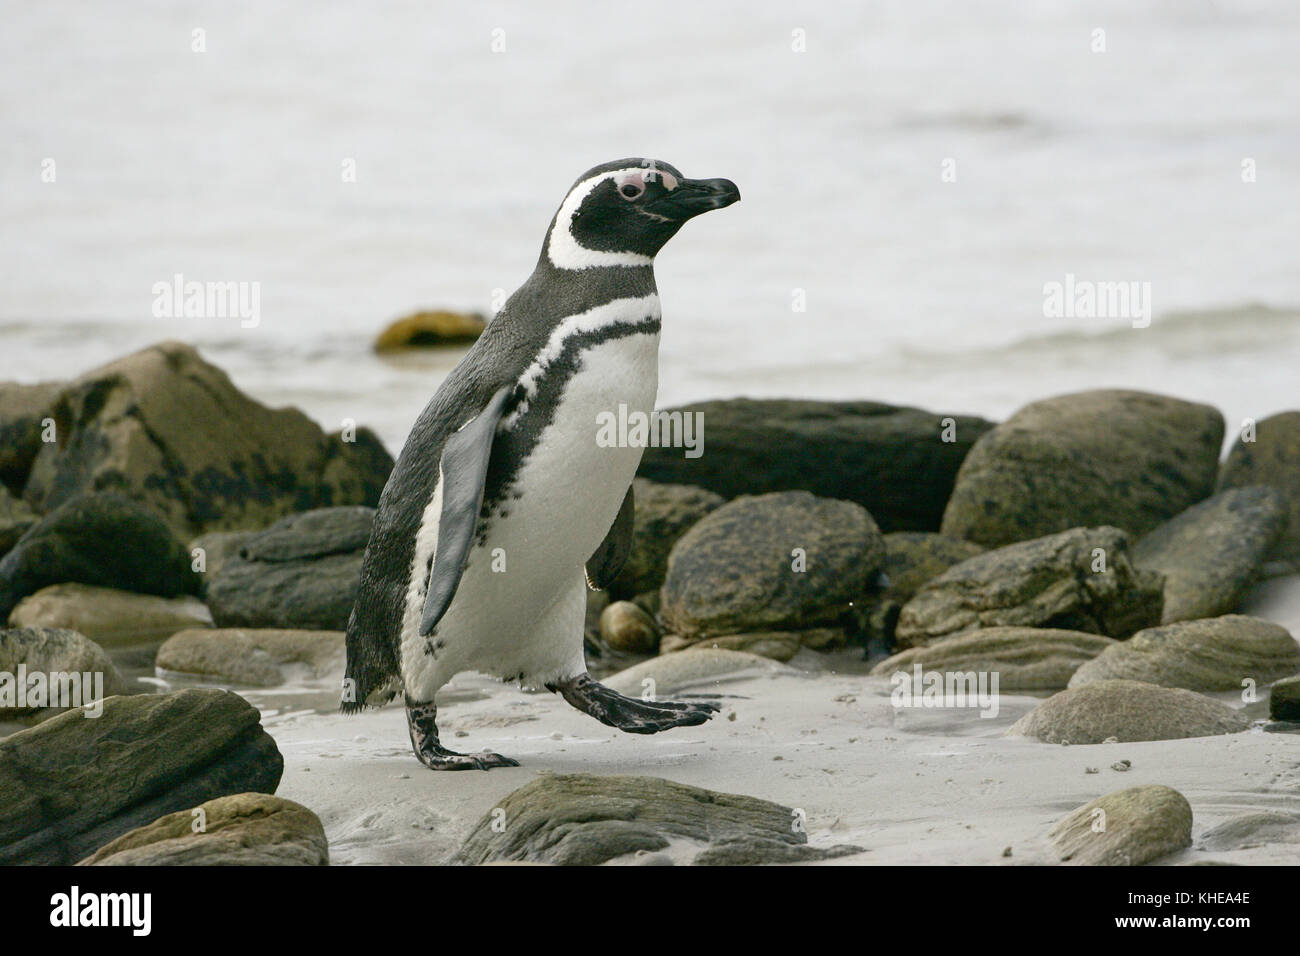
[649,177,741,219]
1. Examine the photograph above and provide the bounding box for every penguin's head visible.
[545,158,739,270]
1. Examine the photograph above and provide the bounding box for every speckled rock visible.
[0,380,61,493]
[609,479,723,598]
[1133,487,1287,622]
[637,398,995,532]
[0,487,38,558]
[871,626,1115,690]
[0,493,199,621]
[660,491,884,637]
[453,774,861,866]
[9,583,212,647]
[1049,785,1193,865]
[155,628,345,687]
[942,390,1223,548]
[1270,674,1300,721]
[0,688,282,865]
[1068,616,1300,691]
[598,602,660,655]
[79,793,328,866]
[896,526,1163,648]
[1007,679,1250,744]
[0,627,127,722]
[879,532,987,603]
[1220,411,1300,567]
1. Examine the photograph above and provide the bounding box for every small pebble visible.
[1111,759,1132,772]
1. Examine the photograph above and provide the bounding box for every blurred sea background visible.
[3,0,1297,454]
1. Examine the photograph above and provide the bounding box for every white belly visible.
[400,327,660,696]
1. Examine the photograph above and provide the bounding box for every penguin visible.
[343,158,740,770]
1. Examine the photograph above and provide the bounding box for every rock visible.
[1270,674,1300,721]
[662,627,846,662]
[636,398,995,532]
[609,479,724,598]
[453,774,860,866]
[1068,616,1300,692]
[155,628,345,687]
[9,583,212,647]
[78,793,328,866]
[661,491,884,637]
[205,507,373,630]
[879,532,987,604]
[1007,679,1250,744]
[1049,785,1193,865]
[603,648,791,697]
[896,526,1163,648]
[941,390,1224,548]
[0,493,199,620]
[0,687,282,864]
[871,627,1115,691]
[21,341,392,539]
[373,310,486,350]
[0,486,38,557]
[0,380,61,493]
[1220,411,1300,566]
[0,627,127,722]
[598,602,659,655]
[188,530,253,584]
[1133,487,1287,622]
[1199,811,1300,851]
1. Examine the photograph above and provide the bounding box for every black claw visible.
[406,695,520,771]
[547,674,720,735]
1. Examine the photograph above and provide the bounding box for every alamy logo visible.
[151,273,261,328]
[49,886,151,936]
[0,667,105,717]
[595,403,704,458]
[889,663,1000,718]
[1042,273,1151,328]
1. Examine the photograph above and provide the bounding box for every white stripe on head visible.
[546,167,678,270]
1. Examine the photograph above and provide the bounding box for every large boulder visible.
[637,398,995,532]
[609,479,724,598]
[0,688,283,865]
[0,381,61,493]
[0,493,199,620]
[20,341,392,539]
[602,648,792,697]
[870,627,1115,691]
[1220,411,1300,567]
[1049,786,1193,866]
[0,627,127,722]
[1132,487,1287,622]
[1271,674,1300,721]
[661,627,845,662]
[156,628,345,687]
[660,491,884,637]
[0,486,38,557]
[1007,679,1251,744]
[1068,616,1300,692]
[373,309,486,350]
[9,583,211,647]
[941,390,1223,548]
[79,793,328,866]
[896,526,1163,647]
[453,774,861,866]
[205,507,372,631]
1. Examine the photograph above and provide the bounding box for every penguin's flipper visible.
[418,384,514,638]
[584,484,635,590]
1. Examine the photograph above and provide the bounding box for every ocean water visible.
[2,0,1297,454]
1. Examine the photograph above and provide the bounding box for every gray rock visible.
[0,493,200,621]
[636,398,995,532]
[871,626,1115,691]
[188,531,253,584]
[1049,785,1193,865]
[1270,674,1300,721]
[20,341,392,540]
[896,526,1163,648]
[609,479,724,598]
[880,532,987,604]
[0,487,38,558]
[1007,679,1251,744]
[942,390,1223,548]
[0,688,282,864]
[9,583,212,647]
[78,793,328,866]
[1133,487,1287,622]
[155,628,345,687]
[205,507,373,631]
[1068,615,1300,692]
[1198,811,1300,851]
[0,380,61,493]
[660,627,845,662]
[661,491,884,637]
[1220,410,1300,567]
[453,773,860,866]
[0,627,127,722]
[603,648,791,697]
[598,602,660,655]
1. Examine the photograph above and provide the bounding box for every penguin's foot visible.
[405,696,520,771]
[547,673,719,735]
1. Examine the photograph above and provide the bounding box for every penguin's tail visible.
[341,605,400,714]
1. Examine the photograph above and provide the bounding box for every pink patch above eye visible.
[660,171,678,191]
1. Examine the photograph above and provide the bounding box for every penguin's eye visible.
[618,180,645,201]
